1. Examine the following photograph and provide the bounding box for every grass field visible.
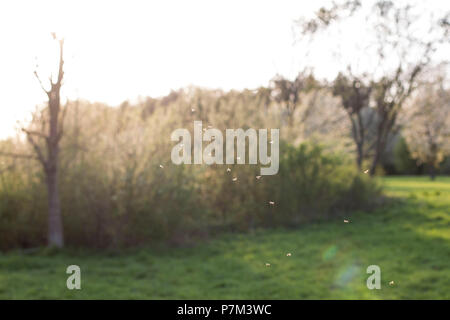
[0,176,448,299]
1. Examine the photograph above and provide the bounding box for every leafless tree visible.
[24,34,67,247]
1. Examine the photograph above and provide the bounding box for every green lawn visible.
[0,176,449,299]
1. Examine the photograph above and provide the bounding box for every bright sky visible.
[0,0,324,138]
[0,0,447,138]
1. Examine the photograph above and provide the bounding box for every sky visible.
[0,0,448,138]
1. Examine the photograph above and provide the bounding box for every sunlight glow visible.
[0,0,447,138]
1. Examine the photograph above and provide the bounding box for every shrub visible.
[269,143,380,226]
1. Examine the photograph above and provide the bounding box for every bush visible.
[270,143,380,226]
[0,140,380,250]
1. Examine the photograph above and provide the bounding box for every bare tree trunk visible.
[369,138,385,176]
[350,115,365,171]
[369,111,395,176]
[369,152,380,176]
[26,34,66,248]
[46,165,63,247]
[356,113,364,171]
[356,143,363,170]
[369,132,387,176]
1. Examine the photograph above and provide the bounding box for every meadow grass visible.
[0,176,448,299]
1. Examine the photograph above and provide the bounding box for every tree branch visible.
[56,39,64,85]
[34,70,50,96]
[21,128,49,140]
[25,133,48,169]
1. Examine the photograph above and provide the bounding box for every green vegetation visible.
[0,176,448,299]
[0,91,379,249]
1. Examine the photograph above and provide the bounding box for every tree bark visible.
[369,137,385,176]
[356,142,363,170]
[46,165,63,247]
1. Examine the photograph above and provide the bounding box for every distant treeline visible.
[0,86,383,250]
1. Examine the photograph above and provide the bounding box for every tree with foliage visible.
[402,77,450,180]
[297,0,450,175]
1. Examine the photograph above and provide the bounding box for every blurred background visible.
[0,0,448,299]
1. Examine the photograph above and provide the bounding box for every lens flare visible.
[322,245,338,261]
